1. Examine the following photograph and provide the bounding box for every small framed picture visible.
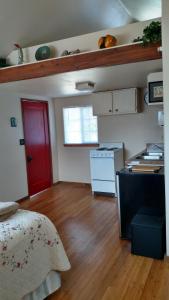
[149,81,163,104]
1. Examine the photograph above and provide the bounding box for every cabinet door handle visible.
[115,108,119,112]
[109,109,112,112]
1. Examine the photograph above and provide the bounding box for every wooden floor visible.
[21,182,169,300]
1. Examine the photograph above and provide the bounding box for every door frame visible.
[21,98,53,196]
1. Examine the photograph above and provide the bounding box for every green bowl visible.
[35,46,51,61]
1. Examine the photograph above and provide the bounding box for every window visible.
[63,106,98,145]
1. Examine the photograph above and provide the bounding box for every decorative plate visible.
[35,46,51,61]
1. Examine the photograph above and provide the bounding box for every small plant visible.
[133,21,161,46]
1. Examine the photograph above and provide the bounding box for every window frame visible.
[62,105,99,147]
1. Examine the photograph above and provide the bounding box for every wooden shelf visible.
[0,43,161,84]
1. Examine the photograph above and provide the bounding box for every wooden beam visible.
[0,43,161,84]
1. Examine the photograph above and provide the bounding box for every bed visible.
[0,209,71,300]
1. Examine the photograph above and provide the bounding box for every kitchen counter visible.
[125,149,164,167]
[126,143,164,167]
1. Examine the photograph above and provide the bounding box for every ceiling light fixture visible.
[75,81,95,93]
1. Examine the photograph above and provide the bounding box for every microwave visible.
[147,72,163,105]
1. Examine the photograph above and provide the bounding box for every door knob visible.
[27,155,33,162]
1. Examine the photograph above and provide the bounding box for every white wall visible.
[8,18,160,65]
[54,94,163,183]
[0,93,28,202]
[162,0,169,255]
[0,92,58,202]
[99,105,163,159]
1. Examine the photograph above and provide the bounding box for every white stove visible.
[90,145,121,158]
[90,143,124,195]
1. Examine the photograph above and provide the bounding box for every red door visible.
[21,99,52,196]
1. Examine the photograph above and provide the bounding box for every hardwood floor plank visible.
[122,256,153,300]
[20,183,168,300]
[141,258,169,300]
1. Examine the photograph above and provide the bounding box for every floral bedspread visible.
[0,209,71,300]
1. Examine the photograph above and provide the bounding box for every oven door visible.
[90,157,115,181]
[91,180,116,193]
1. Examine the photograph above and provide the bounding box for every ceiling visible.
[0,0,161,98]
[121,0,161,21]
[0,0,161,58]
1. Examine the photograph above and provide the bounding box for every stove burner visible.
[96,147,107,151]
[96,147,119,151]
[108,147,118,151]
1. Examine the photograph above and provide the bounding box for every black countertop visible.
[116,167,164,176]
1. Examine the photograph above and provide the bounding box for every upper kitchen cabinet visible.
[92,92,113,116]
[112,88,140,115]
[92,88,141,116]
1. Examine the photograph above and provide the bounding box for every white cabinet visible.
[112,88,139,114]
[92,92,113,116]
[91,88,140,116]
